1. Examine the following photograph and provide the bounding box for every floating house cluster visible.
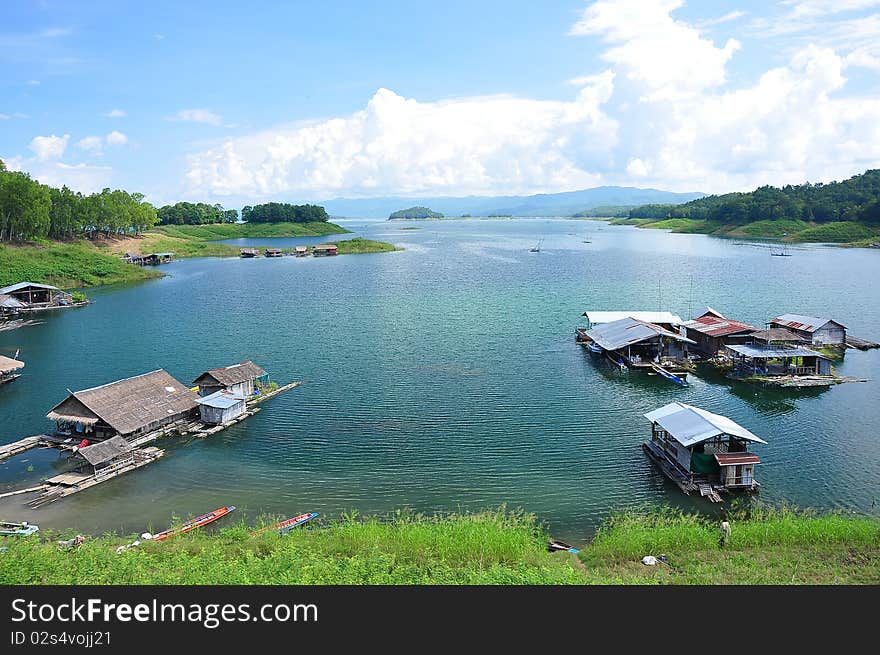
[240,244,338,258]
[122,252,175,266]
[576,307,877,502]
[1,360,297,507]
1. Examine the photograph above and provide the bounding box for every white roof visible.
[0,281,60,294]
[583,311,684,326]
[586,317,695,351]
[196,390,247,409]
[644,402,767,447]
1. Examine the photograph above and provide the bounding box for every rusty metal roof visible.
[683,315,757,337]
[771,314,846,332]
[585,317,695,351]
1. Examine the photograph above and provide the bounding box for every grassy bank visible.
[333,238,401,254]
[153,221,350,240]
[609,216,880,245]
[1,507,876,585]
[0,241,161,289]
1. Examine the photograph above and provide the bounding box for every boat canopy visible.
[644,402,767,448]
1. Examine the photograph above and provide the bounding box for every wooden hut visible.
[312,244,338,256]
[0,294,27,316]
[582,316,695,367]
[0,354,24,385]
[725,344,833,379]
[46,369,199,442]
[643,402,766,500]
[195,390,248,425]
[76,436,134,474]
[683,309,758,356]
[294,246,309,257]
[770,314,846,346]
[0,282,73,310]
[240,248,260,258]
[143,252,175,266]
[192,361,268,397]
[265,248,284,258]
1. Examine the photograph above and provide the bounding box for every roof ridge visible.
[73,369,169,395]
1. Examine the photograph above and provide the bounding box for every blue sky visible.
[2,1,879,206]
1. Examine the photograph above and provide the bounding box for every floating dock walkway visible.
[0,435,47,461]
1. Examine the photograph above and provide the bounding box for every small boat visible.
[771,244,791,256]
[276,512,319,535]
[548,539,579,554]
[651,363,688,386]
[529,238,544,252]
[1,521,39,537]
[586,342,603,353]
[149,506,236,542]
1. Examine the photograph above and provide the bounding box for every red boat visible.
[150,506,236,542]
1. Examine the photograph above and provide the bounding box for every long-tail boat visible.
[149,506,236,542]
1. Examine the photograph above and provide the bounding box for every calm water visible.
[2,219,879,542]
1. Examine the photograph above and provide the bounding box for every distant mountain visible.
[322,186,705,219]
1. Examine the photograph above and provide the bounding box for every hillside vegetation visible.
[618,169,880,244]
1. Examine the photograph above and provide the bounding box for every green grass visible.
[1,507,877,585]
[153,221,350,240]
[730,219,809,237]
[793,221,879,243]
[332,238,401,254]
[639,218,722,233]
[0,241,160,289]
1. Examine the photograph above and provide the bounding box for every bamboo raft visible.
[28,447,164,508]
[0,436,45,461]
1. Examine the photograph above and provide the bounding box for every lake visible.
[1,218,879,542]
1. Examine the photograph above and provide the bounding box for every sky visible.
[1,0,879,207]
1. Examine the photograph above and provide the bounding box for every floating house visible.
[192,361,268,397]
[312,244,338,256]
[195,390,248,425]
[683,308,758,356]
[240,248,259,258]
[643,401,766,500]
[294,246,309,257]
[76,436,135,474]
[143,252,175,266]
[0,355,24,385]
[0,282,74,311]
[769,314,846,346]
[0,294,27,316]
[46,369,199,442]
[265,248,283,258]
[725,344,833,379]
[581,311,684,331]
[748,327,807,346]
[582,316,695,368]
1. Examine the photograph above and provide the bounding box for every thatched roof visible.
[0,355,24,374]
[78,436,132,465]
[46,369,198,435]
[192,361,266,387]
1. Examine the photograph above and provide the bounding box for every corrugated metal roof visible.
[0,282,60,294]
[192,361,267,387]
[644,402,767,447]
[585,317,695,351]
[582,311,684,325]
[196,390,247,409]
[771,314,846,332]
[0,355,25,373]
[726,344,828,359]
[78,435,132,465]
[683,315,757,337]
[0,294,27,309]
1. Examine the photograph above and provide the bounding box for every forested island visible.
[585,169,880,245]
[389,206,444,219]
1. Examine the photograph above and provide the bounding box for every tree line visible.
[625,169,880,224]
[389,206,443,219]
[241,203,329,223]
[0,159,158,242]
[157,202,238,225]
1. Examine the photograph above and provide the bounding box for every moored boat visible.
[275,512,319,535]
[149,506,236,542]
[547,539,579,554]
[1,520,39,536]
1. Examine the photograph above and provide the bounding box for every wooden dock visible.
[249,381,301,406]
[0,436,45,461]
[846,335,880,350]
[28,447,164,508]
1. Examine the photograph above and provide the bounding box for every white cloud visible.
[173,109,223,126]
[185,80,618,199]
[0,113,9,120]
[697,10,747,27]
[154,33,165,40]
[28,134,69,161]
[570,0,740,101]
[4,157,112,193]
[182,2,880,199]
[25,79,40,86]
[39,27,71,38]
[105,130,128,146]
[76,136,103,152]
[104,108,126,118]
[784,0,880,18]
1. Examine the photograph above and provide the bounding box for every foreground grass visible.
[0,241,160,289]
[1,507,877,585]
